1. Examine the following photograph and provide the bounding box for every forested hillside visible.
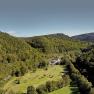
[0,32,42,81]
[23,33,88,53]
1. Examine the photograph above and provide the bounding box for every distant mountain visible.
[22,33,70,39]
[44,33,70,39]
[72,32,94,42]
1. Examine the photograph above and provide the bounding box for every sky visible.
[0,0,94,37]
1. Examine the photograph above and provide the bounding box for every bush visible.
[38,60,48,69]
[62,75,70,86]
[36,84,47,94]
[56,79,64,88]
[14,79,20,84]
[27,86,37,94]
[46,81,57,92]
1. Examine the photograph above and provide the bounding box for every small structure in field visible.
[49,58,61,65]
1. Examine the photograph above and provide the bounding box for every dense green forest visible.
[76,45,94,86]
[0,32,43,81]
[23,33,88,53]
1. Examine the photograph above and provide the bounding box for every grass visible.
[3,65,63,94]
[49,86,80,94]
[49,86,72,94]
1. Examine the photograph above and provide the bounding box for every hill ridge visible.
[72,32,94,42]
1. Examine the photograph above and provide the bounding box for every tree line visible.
[64,57,93,94]
[27,75,70,94]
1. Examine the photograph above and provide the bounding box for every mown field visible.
[49,86,80,94]
[49,86,72,94]
[3,65,64,94]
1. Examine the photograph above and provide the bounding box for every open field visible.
[3,65,63,94]
[49,86,72,94]
[49,86,80,94]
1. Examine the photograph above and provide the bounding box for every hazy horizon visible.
[1,31,94,37]
[0,0,94,37]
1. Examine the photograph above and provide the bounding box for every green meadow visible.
[3,65,63,94]
[49,86,80,94]
[49,86,72,94]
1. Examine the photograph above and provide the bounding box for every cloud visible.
[47,29,92,37]
[1,30,17,36]
[6,31,17,35]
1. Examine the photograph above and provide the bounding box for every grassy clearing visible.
[49,86,80,94]
[3,65,63,94]
[49,86,72,94]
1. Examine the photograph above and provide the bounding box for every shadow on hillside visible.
[70,88,80,94]
[70,82,80,94]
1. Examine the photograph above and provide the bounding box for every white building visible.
[49,58,61,65]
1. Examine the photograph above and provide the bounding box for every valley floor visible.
[3,65,80,94]
[49,86,71,94]
[3,65,63,94]
[49,86,80,94]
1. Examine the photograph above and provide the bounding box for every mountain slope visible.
[72,32,94,42]
[0,32,42,80]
